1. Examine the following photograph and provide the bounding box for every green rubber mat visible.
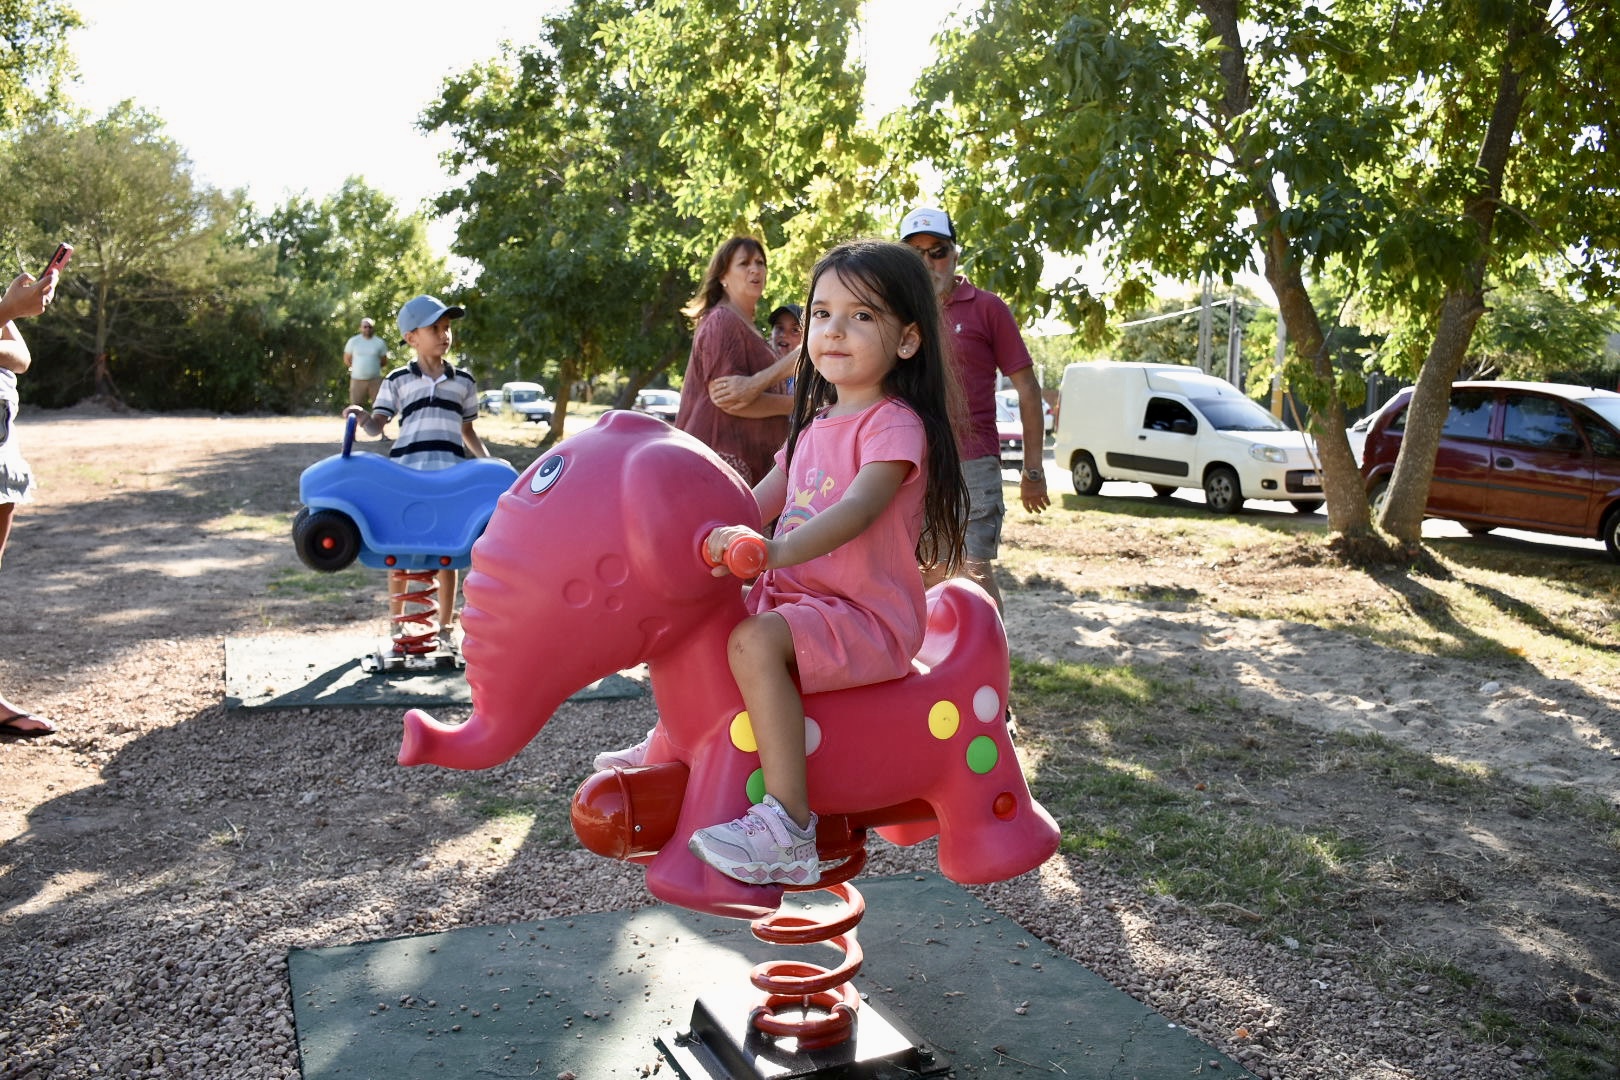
[287,872,1252,1078]
[224,632,645,710]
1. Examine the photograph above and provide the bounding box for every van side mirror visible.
[1171,419,1195,435]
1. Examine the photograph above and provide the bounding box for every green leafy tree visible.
[0,0,79,130]
[4,103,253,405]
[427,0,882,433]
[1458,271,1617,383]
[894,0,1618,545]
[596,0,887,277]
[247,179,450,409]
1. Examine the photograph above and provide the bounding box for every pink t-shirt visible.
[746,398,928,694]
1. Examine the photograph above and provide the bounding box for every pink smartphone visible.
[41,242,73,279]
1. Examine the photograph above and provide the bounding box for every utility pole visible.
[1197,276,1213,374]
[1271,308,1287,418]
[1225,296,1242,386]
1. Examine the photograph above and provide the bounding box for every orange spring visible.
[744,829,870,1050]
[389,569,440,654]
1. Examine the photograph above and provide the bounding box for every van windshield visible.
[1190,396,1289,432]
[509,390,542,403]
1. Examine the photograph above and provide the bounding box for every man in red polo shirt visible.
[900,206,1049,611]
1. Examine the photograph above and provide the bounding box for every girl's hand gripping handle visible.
[702,532,768,578]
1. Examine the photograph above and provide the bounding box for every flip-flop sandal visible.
[0,712,56,740]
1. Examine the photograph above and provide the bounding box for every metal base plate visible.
[657,985,949,1080]
[358,637,463,674]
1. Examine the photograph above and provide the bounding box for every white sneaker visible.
[592,728,655,771]
[688,795,819,886]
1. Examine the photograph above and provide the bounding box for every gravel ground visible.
[0,410,1609,1079]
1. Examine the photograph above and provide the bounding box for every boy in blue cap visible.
[344,294,490,649]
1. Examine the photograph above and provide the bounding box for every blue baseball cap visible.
[397,294,465,338]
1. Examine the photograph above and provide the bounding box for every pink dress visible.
[745,398,928,694]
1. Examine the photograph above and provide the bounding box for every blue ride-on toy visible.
[292,414,519,574]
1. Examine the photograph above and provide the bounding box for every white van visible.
[501,381,553,424]
[1052,362,1323,513]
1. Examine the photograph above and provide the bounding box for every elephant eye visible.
[529,454,563,494]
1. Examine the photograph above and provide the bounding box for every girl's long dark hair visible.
[784,240,967,575]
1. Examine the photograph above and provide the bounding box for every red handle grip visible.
[704,535,767,578]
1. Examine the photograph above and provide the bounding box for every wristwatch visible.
[1022,468,1045,482]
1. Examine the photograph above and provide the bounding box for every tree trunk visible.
[1378,292,1487,539]
[1377,12,1533,542]
[92,275,115,401]
[1201,0,1368,534]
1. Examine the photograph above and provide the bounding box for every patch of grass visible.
[267,566,370,602]
[1016,657,1364,930]
[443,781,584,849]
[1003,496,1620,724]
[1472,1004,1620,1080]
[446,784,538,823]
[212,508,290,537]
[1013,649,1620,1075]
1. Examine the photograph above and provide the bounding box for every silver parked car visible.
[633,388,681,421]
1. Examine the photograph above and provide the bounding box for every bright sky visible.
[66,0,949,254]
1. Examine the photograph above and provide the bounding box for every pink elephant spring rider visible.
[399,410,1061,1055]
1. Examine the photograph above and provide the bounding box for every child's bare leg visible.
[436,569,457,631]
[387,569,404,619]
[727,612,810,828]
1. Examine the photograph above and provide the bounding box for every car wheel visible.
[1462,522,1496,535]
[1070,452,1103,497]
[1203,466,1242,514]
[293,507,362,573]
[1602,506,1620,561]
[1151,485,1176,499]
[1290,500,1323,514]
[1367,479,1390,519]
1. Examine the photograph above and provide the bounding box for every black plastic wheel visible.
[293,507,362,572]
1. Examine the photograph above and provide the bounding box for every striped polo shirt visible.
[373,360,480,471]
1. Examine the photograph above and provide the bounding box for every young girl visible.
[685,239,968,886]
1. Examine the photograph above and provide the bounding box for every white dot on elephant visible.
[973,685,1001,722]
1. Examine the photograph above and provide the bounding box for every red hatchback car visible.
[1360,381,1620,559]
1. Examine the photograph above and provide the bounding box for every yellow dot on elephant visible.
[729,712,758,753]
[928,700,960,740]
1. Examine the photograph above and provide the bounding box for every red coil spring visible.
[745,827,869,1050]
[389,569,440,654]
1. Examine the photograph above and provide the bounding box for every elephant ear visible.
[620,424,762,603]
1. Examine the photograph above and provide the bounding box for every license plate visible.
[1300,471,1321,486]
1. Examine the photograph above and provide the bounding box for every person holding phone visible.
[0,256,63,739]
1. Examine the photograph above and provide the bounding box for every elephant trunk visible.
[398,696,566,769]
[396,594,600,769]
